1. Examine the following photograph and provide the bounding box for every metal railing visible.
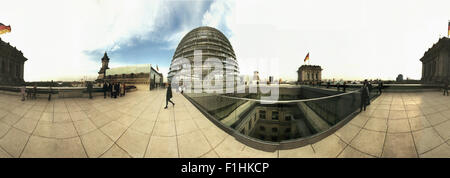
[183,86,380,151]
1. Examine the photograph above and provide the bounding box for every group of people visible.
[102,82,126,99]
[20,84,38,101]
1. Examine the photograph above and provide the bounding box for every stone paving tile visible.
[200,127,228,148]
[1,91,450,158]
[0,122,10,138]
[80,129,114,158]
[349,114,370,128]
[13,119,38,134]
[0,147,12,158]
[145,136,178,158]
[434,120,450,141]
[73,120,97,135]
[214,136,246,158]
[0,113,22,126]
[0,128,30,157]
[350,129,385,157]
[312,134,347,158]
[337,146,375,158]
[177,130,212,158]
[130,118,156,135]
[116,129,150,158]
[21,136,86,158]
[175,120,198,135]
[370,109,389,119]
[409,116,431,131]
[153,120,176,137]
[279,145,316,158]
[100,121,128,142]
[425,113,448,126]
[387,119,411,133]
[100,144,131,158]
[335,123,361,144]
[382,133,418,158]
[412,127,445,154]
[419,143,450,158]
[200,150,220,158]
[33,122,78,139]
[364,118,387,132]
[389,110,408,120]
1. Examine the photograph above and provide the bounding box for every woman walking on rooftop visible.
[164,83,175,109]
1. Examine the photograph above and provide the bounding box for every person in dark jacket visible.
[114,83,119,98]
[378,81,383,94]
[32,84,37,100]
[48,80,53,101]
[343,82,347,92]
[87,82,93,99]
[103,82,108,99]
[360,80,369,112]
[164,83,175,109]
[109,83,113,98]
[443,79,449,96]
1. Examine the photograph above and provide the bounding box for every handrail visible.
[218,89,360,103]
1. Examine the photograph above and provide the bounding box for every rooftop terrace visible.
[0,89,449,158]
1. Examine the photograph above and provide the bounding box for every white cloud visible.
[203,0,450,81]
[0,0,162,81]
[2,0,450,82]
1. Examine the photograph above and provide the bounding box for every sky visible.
[0,0,449,82]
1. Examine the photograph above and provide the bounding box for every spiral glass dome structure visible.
[167,26,239,92]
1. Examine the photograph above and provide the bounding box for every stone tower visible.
[97,52,110,80]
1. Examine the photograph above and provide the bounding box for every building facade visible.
[96,53,163,90]
[420,37,450,83]
[235,105,311,142]
[0,38,27,86]
[396,74,404,82]
[297,65,322,84]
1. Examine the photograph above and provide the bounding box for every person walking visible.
[123,83,126,96]
[103,82,108,99]
[109,82,113,98]
[378,81,383,94]
[119,83,124,97]
[443,79,449,96]
[87,82,93,99]
[32,84,37,100]
[164,83,175,109]
[113,83,117,98]
[343,82,347,92]
[48,81,53,101]
[21,85,26,101]
[360,80,370,112]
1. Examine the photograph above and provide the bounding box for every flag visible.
[448,21,450,37]
[0,23,11,35]
[304,52,310,62]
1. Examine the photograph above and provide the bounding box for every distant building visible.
[97,52,110,80]
[96,53,163,90]
[297,65,322,84]
[420,37,450,83]
[396,74,404,82]
[0,38,27,86]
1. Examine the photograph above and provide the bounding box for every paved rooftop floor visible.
[0,90,449,158]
